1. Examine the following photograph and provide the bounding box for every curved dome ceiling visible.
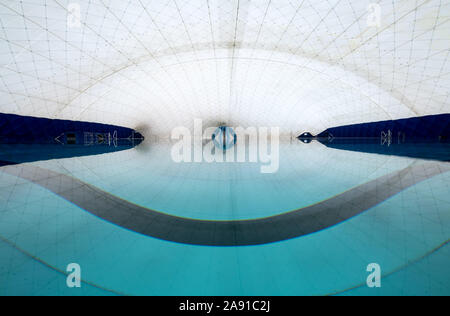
[0,0,449,136]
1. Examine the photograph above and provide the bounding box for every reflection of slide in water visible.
[2,162,449,247]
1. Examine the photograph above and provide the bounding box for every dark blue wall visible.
[0,113,144,167]
[317,114,450,143]
[0,113,141,145]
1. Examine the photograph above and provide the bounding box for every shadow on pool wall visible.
[0,113,144,166]
[298,114,450,162]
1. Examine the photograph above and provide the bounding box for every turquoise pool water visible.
[0,142,449,295]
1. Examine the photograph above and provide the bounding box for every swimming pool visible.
[0,140,449,296]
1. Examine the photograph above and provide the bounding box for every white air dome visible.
[0,0,449,136]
